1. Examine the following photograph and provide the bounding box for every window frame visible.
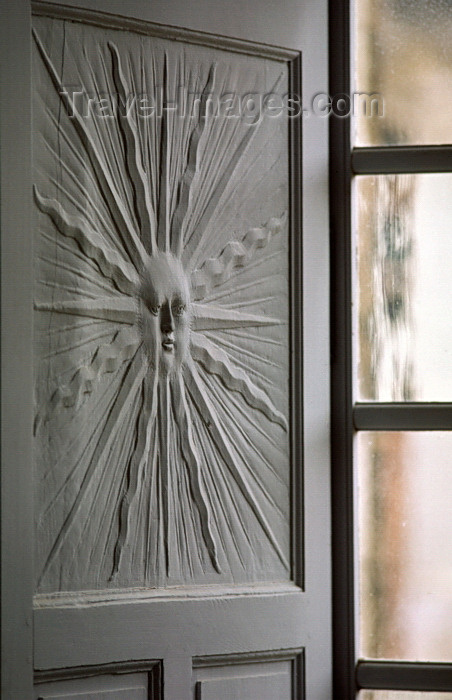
[330,1,452,697]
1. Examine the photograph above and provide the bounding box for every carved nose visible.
[160,304,174,334]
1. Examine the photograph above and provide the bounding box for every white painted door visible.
[1,1,331,698]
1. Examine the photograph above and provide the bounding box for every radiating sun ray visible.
[183,72,285,271]
[190,215,285,300]
[191,303,282,331]
[156,53,170,253]
[32,29,149,271]
[190,331,287,430]
[111,369,158,578]
[157,374,172,576]
[36,328,141,430]
[34,22,290,591]
[34,187,140,295]
[38,350,147,586]
[34,297,137,324]
[171,374,220,572]
[67,379,141,584]
[184,361,289,569]
[171,64,216,258]
[108,42,157,256]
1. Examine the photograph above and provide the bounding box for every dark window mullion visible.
[330,0,356,697]
[353,403,452,430]
[356,660,452,692]
[352,145,452,174]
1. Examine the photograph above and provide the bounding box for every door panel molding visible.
[193,647,303,667]
[34,581,299,607]
[32,10,298,592]
[35,660,162,683]
[32,1,298,61]
[34,592,308,669]
[194,657,302,700]
[35,665,161,700]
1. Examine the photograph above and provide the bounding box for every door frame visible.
[1,2,331,698]
[1,1,35,697]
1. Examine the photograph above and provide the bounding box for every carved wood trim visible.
[34,660,162,684]
[31,1,299,61]
[34,593,307,670]
[193,647,303,667]
[34,582,300,608]
[288,50,303,588]
[35,661,162,700]
[193,649,305,700]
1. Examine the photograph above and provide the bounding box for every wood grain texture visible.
[33,15,291,592]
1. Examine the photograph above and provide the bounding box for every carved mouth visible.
[162,337,175,352]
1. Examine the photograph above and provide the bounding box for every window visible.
[331,0,452,697]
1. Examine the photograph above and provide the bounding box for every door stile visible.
[1,1,34,698]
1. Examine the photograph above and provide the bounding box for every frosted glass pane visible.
[355,174,452,402]
[354,0,452,145]
[358,432,452,661]
[359,693,452,700]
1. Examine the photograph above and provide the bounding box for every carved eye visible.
[173,303,186,317]
[149,303,160,316]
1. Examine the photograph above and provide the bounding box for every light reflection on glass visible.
[354,0,452,145]
[358,432,452,661]
[356,174,452,402]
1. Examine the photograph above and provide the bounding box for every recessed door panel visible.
[35,670,150,700]
[196,674,290,700]
[193,655,299,700]
[33,13,291,594]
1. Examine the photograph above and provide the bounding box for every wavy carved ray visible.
[33,29,149,270]
[38,351,146,586]
[111,370,158,578]
[184,362,289,570]
[191,331,287,430]
[191,215,286,301]
[36,328,141,431]
[108,41,157,256]
[34,187,140,295]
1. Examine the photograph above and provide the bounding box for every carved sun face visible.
[140,254,191,374]
[33,25,290,592]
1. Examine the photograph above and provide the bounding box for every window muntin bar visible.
[353,404,452,431]
[357,661,452,693]
[358,691,452,699]
[352,148,452,175]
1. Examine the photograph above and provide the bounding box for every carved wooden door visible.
[1,1,331,698]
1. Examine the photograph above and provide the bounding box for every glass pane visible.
[354,0,452,145]
[355,174,452,402]
[359,693,452,700]
[358,432,452,661]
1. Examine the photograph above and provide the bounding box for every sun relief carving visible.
[139,253,191,374]
[33,19,291,592]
